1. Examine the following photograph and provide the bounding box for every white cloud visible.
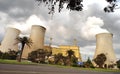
[7,14,46,35]
[81,16,109,40]
[0,12,9,40]
[26,15,45,26]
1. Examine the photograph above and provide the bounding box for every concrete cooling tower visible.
[22,25,46,58]
[0,27,20,52]
[93,33,117,68]
[30,25,46,50]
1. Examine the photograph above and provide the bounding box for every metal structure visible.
[22,25,46,58]
[93,33,117,68]
[0,27,20,52]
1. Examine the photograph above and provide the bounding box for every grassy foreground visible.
[49,64,120,72]
[0,59,120,72]
[0,59,37,65]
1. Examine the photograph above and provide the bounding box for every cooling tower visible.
[30,25,46,50]
[93,33,117,67]
[0,27,20,52]
[22,25,46,58]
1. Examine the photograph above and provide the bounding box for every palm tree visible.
[67,50,75,58]
[66,50,77,66]
[16,36,32,62]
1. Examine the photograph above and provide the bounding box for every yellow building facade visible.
[52,45,82,62]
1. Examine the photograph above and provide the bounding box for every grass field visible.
[0,59,37,65]
[54,65,120,72]
[0,59,120,72]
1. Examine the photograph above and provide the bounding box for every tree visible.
[54,53,64,65]
[104,0,118,12]
[7,49,18,60]
[36,0,119,14]
[116,60,120,69]
[66,49,74,58]
[36,0,83,14]
[28,49,47,63]
[37,49,46,63]
[16,36,32,62]
[0,49,18,60]
[93,53,107,68]
[66,50,78,66]
[84,57,94,68]
[28,50,38,62]
[0,51,3,59]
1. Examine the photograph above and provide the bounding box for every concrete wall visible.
[0,27,20,52]
[93,33,117,67]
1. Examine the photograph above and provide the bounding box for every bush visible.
[93,53,106,68]
[54,53,64,65]
[0,51,3,59]
[0,49,18,60]
[84,57,94,68]
[71,56,78,67]
[28,49,46,63]
[116,60,120,69]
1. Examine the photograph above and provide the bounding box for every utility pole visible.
[49,37,52,47]
[73,39,77,46]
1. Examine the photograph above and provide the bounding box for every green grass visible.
[36,64,120,72]
[44,64,120,72]
[0,59,37,65]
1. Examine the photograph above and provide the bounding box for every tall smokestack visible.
[22,25,46,58]
[93,33,117,67]
[0,27,20,52]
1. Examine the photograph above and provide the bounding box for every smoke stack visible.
[0,27,20,52]
[93,33,117,67]
[22,25,46,58]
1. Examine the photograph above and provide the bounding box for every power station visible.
[93,33,117,68]
[0,25,117,69]
[0,27,20,52]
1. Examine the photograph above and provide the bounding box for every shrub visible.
[116,60,120,69]
[54,53,64,65]
[84,57,94,68]
[0,49,18,60]
[28,49,46,63]
[93,53,106,68]
[0,51,3,59]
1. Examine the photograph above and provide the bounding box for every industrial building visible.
[0,27,20,52]
[52,45,82,61]
[93,33,117,68]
